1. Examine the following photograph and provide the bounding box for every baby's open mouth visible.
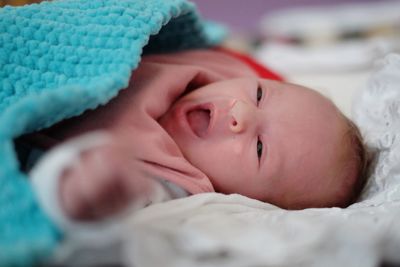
[187,107,211,138]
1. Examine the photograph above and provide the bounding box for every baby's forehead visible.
[266,80,338,114]
[267,81,346,165]
[269,80,326,99]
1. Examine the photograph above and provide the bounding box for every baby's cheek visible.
[232,141,244,155]
[200,142,241,173]
[216,138,244,161]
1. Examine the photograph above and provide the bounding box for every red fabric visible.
[214,47,284,81]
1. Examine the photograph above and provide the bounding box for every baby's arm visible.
[59,139,153,221]
[31,132,186,228]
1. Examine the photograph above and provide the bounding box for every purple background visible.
[191,0,381,35]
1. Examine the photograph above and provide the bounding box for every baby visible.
[28,48,368,222]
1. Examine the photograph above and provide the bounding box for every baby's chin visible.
[158,106,187,146]
[158,110,175,136]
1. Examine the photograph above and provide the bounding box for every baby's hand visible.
[59,141,151,221]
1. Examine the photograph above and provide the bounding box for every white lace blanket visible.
[55,54,400,267]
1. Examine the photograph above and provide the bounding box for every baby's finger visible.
[59,166,98,221]
[77,151,133,219]
[89,173,131,219]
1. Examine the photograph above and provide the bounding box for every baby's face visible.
[159,78,346,208]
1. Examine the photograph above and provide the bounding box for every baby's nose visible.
[229,100,253,133]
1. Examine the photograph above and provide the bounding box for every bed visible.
[2,1,400,266]
[51,53,400,267]
[47,3,400,267]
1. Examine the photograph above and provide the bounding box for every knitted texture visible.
[0,0,222,266]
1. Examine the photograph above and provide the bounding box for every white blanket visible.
[52,54,400,267]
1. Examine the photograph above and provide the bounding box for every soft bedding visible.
[50,53,400,267]
[3,0,400,266]
[0,0,222,265]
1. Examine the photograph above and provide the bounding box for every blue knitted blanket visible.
[0,0,223,265]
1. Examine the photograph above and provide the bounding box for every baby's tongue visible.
[187,109,210,137]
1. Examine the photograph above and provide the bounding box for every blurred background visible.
[2,0,400,115]
[193,0,400,115]
[0,0,39,6]
[193,0,380,37]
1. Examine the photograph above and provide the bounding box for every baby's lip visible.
[185,103,214,138]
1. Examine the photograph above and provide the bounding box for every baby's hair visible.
[308,91,370,209]
[337,115,371,207]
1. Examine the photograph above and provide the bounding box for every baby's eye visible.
[256,86,263,105]
[257,138,263,160]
